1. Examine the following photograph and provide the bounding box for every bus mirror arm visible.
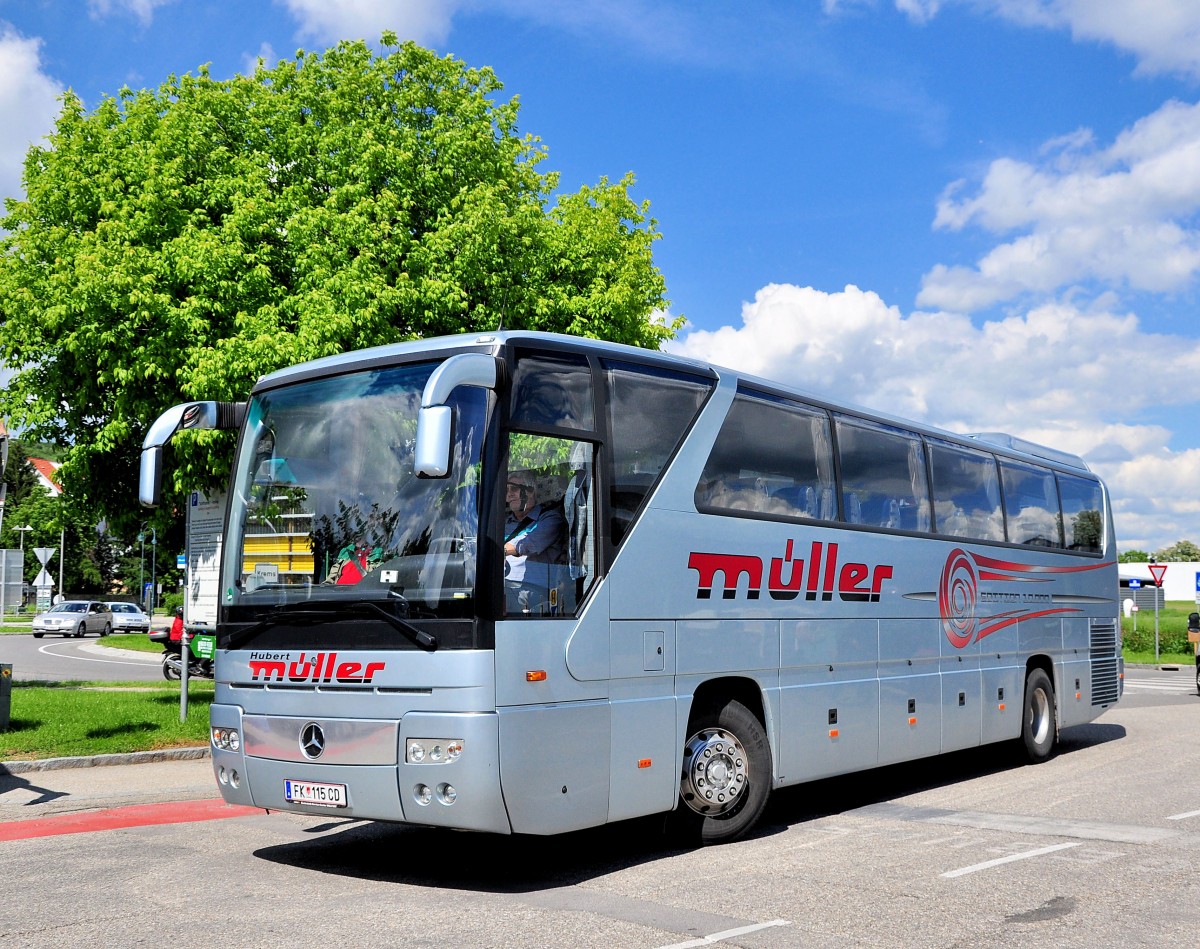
[415,353,498,478]
[139,400,247,507]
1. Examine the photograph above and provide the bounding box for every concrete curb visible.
[0,746,210,775]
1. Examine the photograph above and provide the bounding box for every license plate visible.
[284,779,347,808]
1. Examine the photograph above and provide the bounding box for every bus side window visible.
[697,391,835,523]
[604,362,712,546]
[834,417,929,531]
[1057,473,1104,553]
[928,439,1004,542]
[1000,460,1062,547]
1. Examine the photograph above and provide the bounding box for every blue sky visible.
[2,0,1200,553]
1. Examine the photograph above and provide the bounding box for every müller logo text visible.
[688,540,894,602]
[248,651,385,685]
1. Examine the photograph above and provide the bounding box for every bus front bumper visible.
[209,703,512,834]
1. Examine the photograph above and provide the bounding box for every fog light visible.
[438,783,457,805]
[230,770,241,789]
[218,766,228,785]
[414,784,432,806]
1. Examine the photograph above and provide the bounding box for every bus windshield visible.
[221,360,488,633]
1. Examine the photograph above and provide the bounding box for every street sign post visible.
[1148,563,1168,665]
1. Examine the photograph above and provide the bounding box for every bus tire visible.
[670,698,771,845]
[1021,668,1056,763]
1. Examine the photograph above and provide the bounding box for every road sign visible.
[1128,578,1142,589]
[1149,563,1168,586]
[177,554,186,568]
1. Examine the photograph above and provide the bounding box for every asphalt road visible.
[0,632,165,682]
[2,671,1198,948]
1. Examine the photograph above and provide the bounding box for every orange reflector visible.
[1075,692,1081,700]
[525,670,547,682]
[998,703,1006,711]
[637,758,652,769]
[907,717,917,726]
[828,729,839,739]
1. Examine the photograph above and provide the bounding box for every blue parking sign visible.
[1128,578,1142,589]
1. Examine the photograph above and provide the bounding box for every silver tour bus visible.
[140,331,1121,844]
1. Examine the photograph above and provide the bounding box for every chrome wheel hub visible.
[680,726,748,816]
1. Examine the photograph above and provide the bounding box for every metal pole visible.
[139,528,145,610]
[180,625,190,721]
[58,526,64,601]
[150,527,157,616]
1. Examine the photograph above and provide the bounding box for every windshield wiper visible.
[225,599,438,652]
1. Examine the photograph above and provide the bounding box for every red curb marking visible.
[0,799,262,841]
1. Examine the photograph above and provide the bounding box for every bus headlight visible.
[212,727,241,751]
[407,738,463,764]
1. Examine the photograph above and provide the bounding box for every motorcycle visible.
[148,627,216,681]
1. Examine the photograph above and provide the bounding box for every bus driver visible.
[503,471,567,613]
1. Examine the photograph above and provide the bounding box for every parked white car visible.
[106,602,151,634]
[31,600,113,638]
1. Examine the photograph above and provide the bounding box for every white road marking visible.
[1166,809,1200,821]
[942,842,1081,878]
[655,920,791,949]
[37,641,160,665]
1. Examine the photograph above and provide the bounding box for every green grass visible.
[1,682,212,760]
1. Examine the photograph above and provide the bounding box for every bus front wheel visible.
[1021,668,1057,763]
[672,698,771,845]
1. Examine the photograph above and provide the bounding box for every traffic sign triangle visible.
[1148,563,1168,585]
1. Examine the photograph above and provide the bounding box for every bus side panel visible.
[498,701,610,835]
[1059,617,1095,727]
[878,619,942,766]
[1019,614,1063,668]
[940,625,982,752]
[676,619,778,676]
[980,623,1023,744]
[777,679,879,783]
[608,683,679,822]
[777,619,879,783]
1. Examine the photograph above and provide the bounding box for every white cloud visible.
[918,99,1200,311]
[668,283,1200,552]
[874,0,1200,79]
[87,0,176,27]
[0,25,64,205]
[276,0,460,46]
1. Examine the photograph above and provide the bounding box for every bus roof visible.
[253,330,1093,475]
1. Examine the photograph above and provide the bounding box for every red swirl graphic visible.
[939,548,978,649]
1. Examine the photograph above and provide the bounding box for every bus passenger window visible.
[1000,460,1062,547]
[605,362,712,545]
[697,392,834,522]
[928,440,1004,542]
[834,417,929,532]
[1058,474,1104,553]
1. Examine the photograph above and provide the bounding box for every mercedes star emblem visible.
[299,722,325,759]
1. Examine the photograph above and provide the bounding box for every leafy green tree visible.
[1119,550,1150,563]
[0,36,677,538]
[1155,540,1200,561]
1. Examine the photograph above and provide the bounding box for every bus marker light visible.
[638,759,652,769]
[526,670,547,682]
[908,717,917,726]
[1076,692,1082,700]
[998,703,1006,711]
[828,729,839,739]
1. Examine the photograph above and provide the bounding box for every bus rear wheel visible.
[671,698,770,845]
[1021,668,1057,763]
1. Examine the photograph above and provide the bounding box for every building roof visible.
[27,457,62,496]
